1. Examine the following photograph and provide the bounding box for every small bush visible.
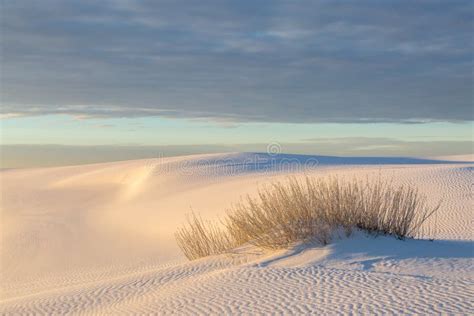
[175,213,239,261]
[175,177,440,260]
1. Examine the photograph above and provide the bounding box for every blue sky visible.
[2,116,472,146]
[1,1,472,166]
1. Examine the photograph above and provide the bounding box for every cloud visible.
[1,0,472,123]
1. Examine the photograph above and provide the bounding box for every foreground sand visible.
[1,153,473,314]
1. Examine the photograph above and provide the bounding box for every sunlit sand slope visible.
[1,153,472,314]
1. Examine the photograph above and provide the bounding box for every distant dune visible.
[1,153,472,314]
[433,154,474,162]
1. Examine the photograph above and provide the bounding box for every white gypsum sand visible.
[0,153,473,314]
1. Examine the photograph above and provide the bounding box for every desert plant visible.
[175,176,440,260]
[175,212,238,260]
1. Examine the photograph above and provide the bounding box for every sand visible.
[1,153,473,314]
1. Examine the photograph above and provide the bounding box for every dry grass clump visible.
[175,177,440,260]
[175,213,239,261]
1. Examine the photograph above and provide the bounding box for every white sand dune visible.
[1,153,473,314]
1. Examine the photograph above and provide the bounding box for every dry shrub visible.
[175,177,440,260]
[175,213,238,260]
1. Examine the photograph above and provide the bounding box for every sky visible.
[1,0,473,167]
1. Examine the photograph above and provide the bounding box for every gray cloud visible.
[1,0,472,123]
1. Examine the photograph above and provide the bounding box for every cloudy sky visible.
[1,0,472,167]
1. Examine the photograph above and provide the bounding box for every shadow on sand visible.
[257,232,473,269]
